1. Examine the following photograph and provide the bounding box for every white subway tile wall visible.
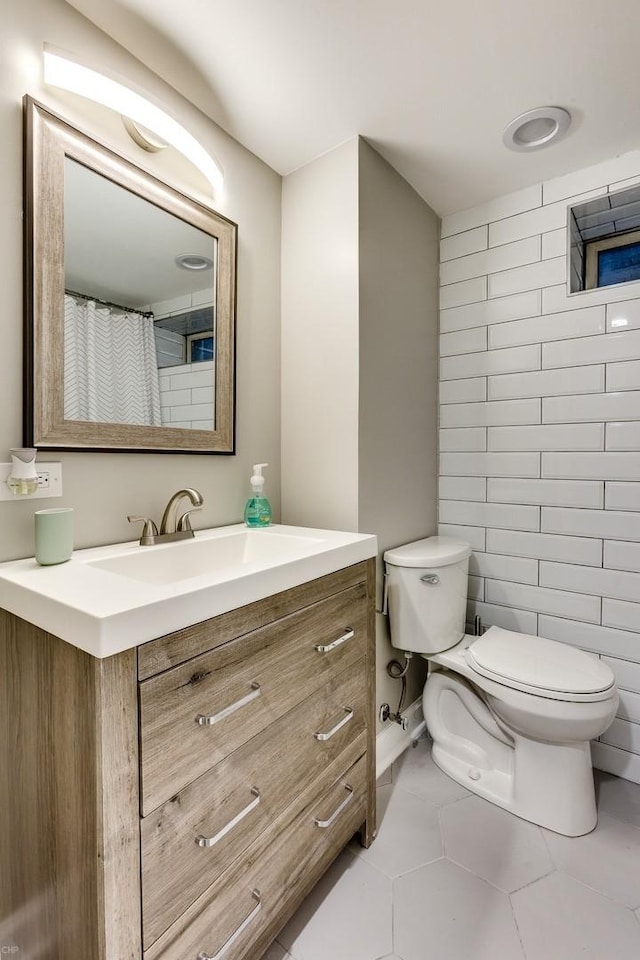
[605,540,640,571]
[541,228,567,260]
[439,153,640,783]
[439,476,487,501]
[487,305,605,349]
[616,688,640,725]
[439,377,487,404]
[619,689,640,725]
[440,290,541,333]
[440,225,488,262]
[608,299,640,332]
[158,361,215,430]
[608,360,640,392]
[440,398,541,427]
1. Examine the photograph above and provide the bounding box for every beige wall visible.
[280,138,360,531]
[357,139,439,551]
[281,137,439,728]
[358,139,439,723]
[0,0,282,562]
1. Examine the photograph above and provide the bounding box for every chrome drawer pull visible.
[195,788,261,849]
[314,784,353,828]
[196,682,261,726]
[197,889,261,960]
[314,627,355,654]
[314,707,354,741]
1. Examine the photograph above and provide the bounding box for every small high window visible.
[188,334,214,362]
[569,183,640,293]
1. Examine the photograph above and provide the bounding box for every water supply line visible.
[379,570,413,728]
[379,652,412,728]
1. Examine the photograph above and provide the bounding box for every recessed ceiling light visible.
[176,254,214,271]
[503,106,571,152]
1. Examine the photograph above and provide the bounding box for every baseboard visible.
[375,696,425,780]
[591,741,640,785]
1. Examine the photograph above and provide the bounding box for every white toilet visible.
[383,536,618,836]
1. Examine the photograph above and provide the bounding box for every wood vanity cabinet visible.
[0,559,376,960]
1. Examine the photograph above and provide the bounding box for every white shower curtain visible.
[64,295,162,426]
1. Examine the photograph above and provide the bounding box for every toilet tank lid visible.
[384,536,471,568]
[468,626,615,694]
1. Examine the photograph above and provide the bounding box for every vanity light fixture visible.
[121,117,168,153]
[502,106,571,152]
[42,46,224,198]
[176,253,214,271]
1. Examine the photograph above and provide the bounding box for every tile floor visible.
[262,737,640,960]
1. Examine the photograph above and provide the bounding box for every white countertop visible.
[0,524,377,659]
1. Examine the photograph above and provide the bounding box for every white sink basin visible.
[0,523,377,658]
[88,528,326,585]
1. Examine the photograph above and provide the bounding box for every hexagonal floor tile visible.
[543,811,640,908]
[511,872,640,960]
[392,739,471,807]
[277,848,392,960]
[440,794,554,893]
[350,782,442,878]
[595,769,640,828]
[394,858,525,960]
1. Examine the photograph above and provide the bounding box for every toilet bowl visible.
[383,536,618,836]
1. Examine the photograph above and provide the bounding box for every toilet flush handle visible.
[421,573,440,585]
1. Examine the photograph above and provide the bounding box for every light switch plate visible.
[0,462,63,500]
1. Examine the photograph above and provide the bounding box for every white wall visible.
[282,137,440,730]
[0,0,281,561]
[438,151,640,784]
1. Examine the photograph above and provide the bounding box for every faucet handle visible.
[177,506,202,533]
[127,515,159,545]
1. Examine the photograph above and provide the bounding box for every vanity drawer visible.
[139,583,367,812]
[145,753,369,960]
[141,666,367,948]
[138,562,370,679]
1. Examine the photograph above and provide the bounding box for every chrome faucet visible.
[160,488,204,535]
[128,488,204,545]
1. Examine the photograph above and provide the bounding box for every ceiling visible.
[64,0,640,216]
[65,157,216,309]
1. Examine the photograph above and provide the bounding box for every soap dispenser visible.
[244,463,272,528]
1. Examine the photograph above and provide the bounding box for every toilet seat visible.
[465,626,615,703]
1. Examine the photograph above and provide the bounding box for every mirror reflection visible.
[64,159,217,430]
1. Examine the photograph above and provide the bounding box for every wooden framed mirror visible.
[24,97,237,453]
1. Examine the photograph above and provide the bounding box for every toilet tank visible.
[383,536,471,655]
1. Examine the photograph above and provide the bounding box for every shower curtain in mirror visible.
[64,295,162,426]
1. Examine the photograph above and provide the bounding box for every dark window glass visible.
[190,336,214,362]
[598,242,640,287]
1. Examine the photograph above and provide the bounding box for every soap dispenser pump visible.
[244,463,272,528]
